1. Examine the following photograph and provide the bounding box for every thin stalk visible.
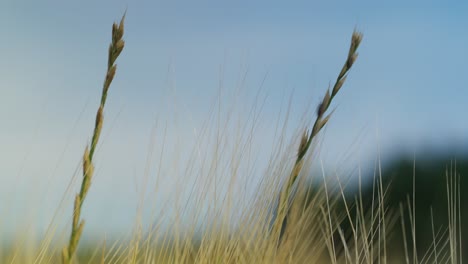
[62,14,126,264]
[274,30,363,244]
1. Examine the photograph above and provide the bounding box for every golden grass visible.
[1,14,464,264]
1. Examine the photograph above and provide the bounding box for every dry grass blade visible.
[273,30,363,244]
[61,14,126,264]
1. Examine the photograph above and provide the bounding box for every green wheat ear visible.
[273,30,363,245]
[62,13,126,264]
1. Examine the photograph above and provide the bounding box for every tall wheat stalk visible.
[62,14,126,264]
[273,30,363,243]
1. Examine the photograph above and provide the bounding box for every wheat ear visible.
[273,30,363,243]
[62,14,126,264]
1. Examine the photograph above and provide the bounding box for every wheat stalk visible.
[273,30,363,244]
[62,14,126,264]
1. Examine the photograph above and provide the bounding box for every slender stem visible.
[62,14,125,264]
[274,31,363,245]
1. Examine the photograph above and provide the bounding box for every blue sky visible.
[1,1,468,238]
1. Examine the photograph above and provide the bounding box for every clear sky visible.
[1,1,468,239]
